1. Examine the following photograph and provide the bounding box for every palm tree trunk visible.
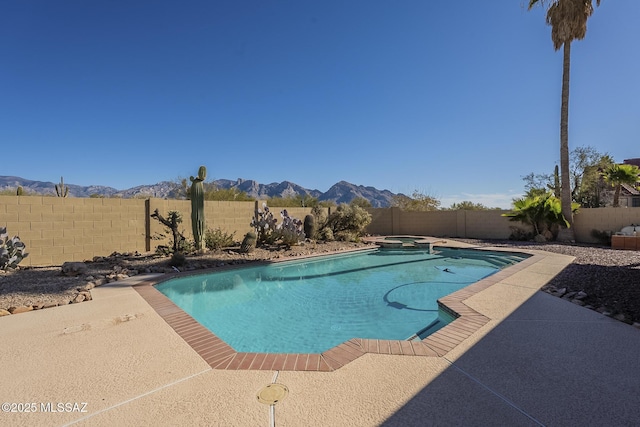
[614,185,621,207]
[557,40,575,243]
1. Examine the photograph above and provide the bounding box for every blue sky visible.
[2,0,638,208]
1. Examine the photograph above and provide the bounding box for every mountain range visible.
[0,176,400,207]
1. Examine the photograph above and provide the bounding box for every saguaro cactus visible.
[190,166,207,251]
[55,176,69,197]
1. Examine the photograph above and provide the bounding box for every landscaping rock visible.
[72,294,85,304]
[574,291,588,300]
[614,313,628,322]
[81,282,95,291]
[61,262,88,277]
[0,308,11,316]
[8,306,33,314]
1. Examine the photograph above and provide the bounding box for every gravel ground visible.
[456,239,640,325]
[2,239,639,325]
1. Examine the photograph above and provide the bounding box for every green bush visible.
[502,192,579,241]
[205,228,236,250]
[318,228,334,241]
[322,203,372,242]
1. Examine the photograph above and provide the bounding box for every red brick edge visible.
[132,252,541,371]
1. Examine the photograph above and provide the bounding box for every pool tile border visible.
[132,247,545,371]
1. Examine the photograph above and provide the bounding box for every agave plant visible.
[0,227,29,270]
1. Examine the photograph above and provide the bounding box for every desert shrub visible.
[0,227,29,270]
[321,203,372,242]
[205,228,236,250]
[335,231,356,242]
[318,227,334,241]
[311,206,327,226]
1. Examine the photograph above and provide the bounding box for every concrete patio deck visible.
[1,242,639,426]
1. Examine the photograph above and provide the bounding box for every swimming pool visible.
[156,247,527,354]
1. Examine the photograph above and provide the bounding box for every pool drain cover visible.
[257,383,289,405]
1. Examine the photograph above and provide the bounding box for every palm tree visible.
[528,0,601,242]
[602,164,640,207]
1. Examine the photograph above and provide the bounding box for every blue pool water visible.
[156,247,527,354]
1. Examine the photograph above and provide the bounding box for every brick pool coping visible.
[131,246,543,372]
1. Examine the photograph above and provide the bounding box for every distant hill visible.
[0,176,399,207]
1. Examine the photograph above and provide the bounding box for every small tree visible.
[602,164,640,207]
[267,194,318,207]
[392,190,440,211]
[447,201,499,211]
[570,146,613,205]
[150,209,188,253]
[349,197,372,209]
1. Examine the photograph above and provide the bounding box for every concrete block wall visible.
[365,209,514,239]
[0,196,147,266]
[1,197,318,267]
[5,194,639,267]
[464,210,515,239]
[572,207,640,243]
[398,211,458,236]
[366,208,395,235]
[363,207,640,242]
